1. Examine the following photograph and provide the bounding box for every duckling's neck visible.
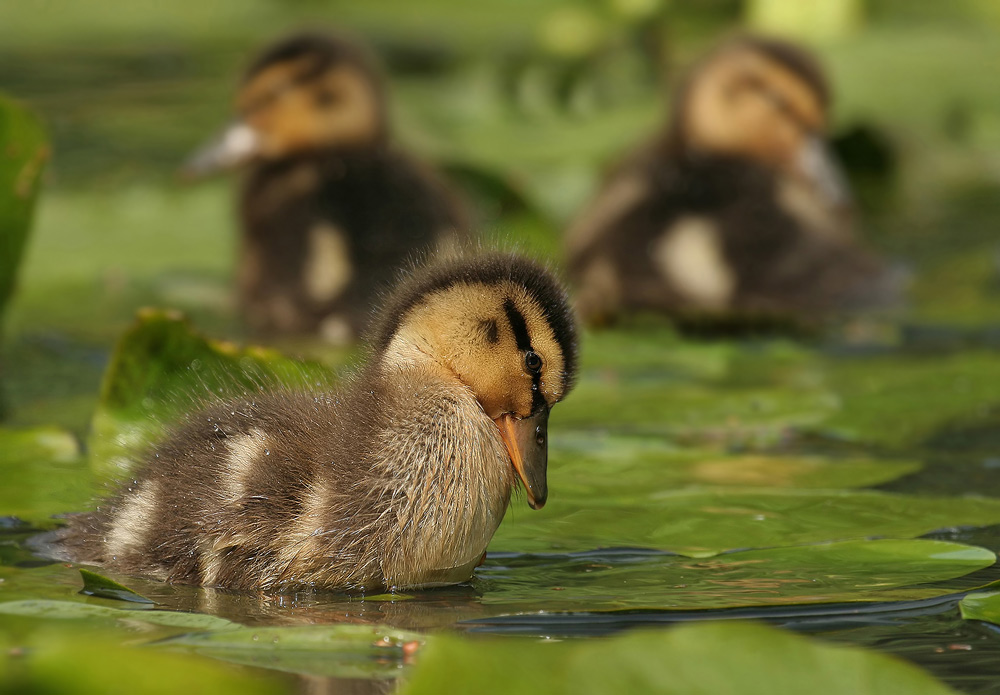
[371,331,516,589]
[378,329,450,379]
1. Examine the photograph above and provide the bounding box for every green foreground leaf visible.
[402,621,959,695]
[0,621,281,695]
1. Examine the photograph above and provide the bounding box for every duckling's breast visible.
[370,372,516,589]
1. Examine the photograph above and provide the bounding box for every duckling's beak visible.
[494,408,549,510]
[180,122,261,178]
[796,136,851,208]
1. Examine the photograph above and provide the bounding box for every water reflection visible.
[6,522,1000,692]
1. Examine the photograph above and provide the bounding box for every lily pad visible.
[550,431,920,493]
[163,624,424,678]
[958,591,1000,626]
[491,488,1000,557]
[0,426,93,524]
[0,92,48,326]
[0,599,239,631]
[79,568,154,604]
[556,375,837,445]
[477,539,995,612]
[89,308,336,480]
[818,352,1000,448]
[403,621,959,695]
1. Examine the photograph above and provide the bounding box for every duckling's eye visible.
[524,350,542,374]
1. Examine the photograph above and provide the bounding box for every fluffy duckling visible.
[567,35,898,326]
[184,32,469,343]
[61,254,577,592]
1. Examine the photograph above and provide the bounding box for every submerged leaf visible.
[79,568,154,604]
[402,621,959,695]
[164,624,425,678]
[478,539,996,612]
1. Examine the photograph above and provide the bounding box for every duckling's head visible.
[184,32,386,175]
[373,254,579,509]
[671,36,846,202]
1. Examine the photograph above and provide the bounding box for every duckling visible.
[184,32,469,343]
[567,35,899,326]
[60,254,577,592]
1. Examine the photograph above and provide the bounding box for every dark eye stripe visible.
[504,298,548,412]
[503,298,532,352]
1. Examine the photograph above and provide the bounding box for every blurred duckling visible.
[60,253,577,592]
[567,35,900,327]
[184,32,469,343]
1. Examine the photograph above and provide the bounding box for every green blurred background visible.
[2,0,1000,432]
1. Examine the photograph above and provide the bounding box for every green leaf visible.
[479,539,995,612]
[0,426,92,524]
[79,568,154,604]
[0,599,239,631]
[550,432,919,492]
[0,92,48,325]
[0,622,282,695]
[402,621,959,695]
[819,352,1000,448]
[163,624,424,678]
[491,488,1000,557]
[959,591,1000,625]
[89,308,336,480]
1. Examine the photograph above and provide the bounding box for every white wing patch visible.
[654,216,735,310]
[304,223,352,303]
[222,427,269,505]
[106,480,159,560]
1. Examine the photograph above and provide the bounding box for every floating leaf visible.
[79,568,154,604]
[89,308,336,480]
[959,591,1000,626]
[819,352,1000,448]
[491,488,1000,557]
[478,539,995,612]
[164,624,424,678]
[0,599,239,631]
[403,621,959,695]
[550,431,919,493]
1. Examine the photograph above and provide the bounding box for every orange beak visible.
[494,409,549,510]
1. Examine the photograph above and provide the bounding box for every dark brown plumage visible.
[60,253,578,593]
[567,35,900,327]
[184,32,469,342]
